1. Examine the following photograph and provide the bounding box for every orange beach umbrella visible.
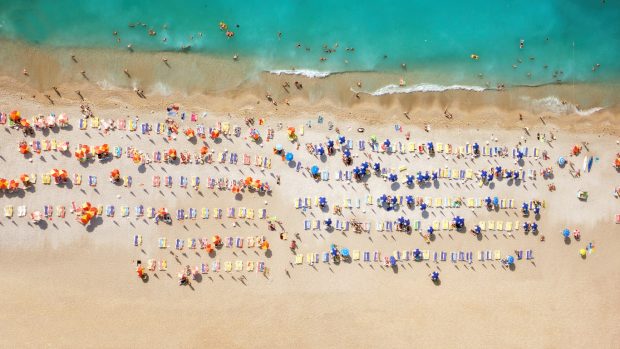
[8,180,19,190]
[110,169,120,180]
[9,110,20,122]
[200,146,209,155]
[20,174,30,185]
[0,178,8,190]
[168,148,177,158]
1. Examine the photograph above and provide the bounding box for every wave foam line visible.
[359,84,489,96]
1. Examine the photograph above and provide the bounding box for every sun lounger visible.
[496,221,503,231]
[225,236,234,248]
[133,235,142,246]
[516,250,523,260]
[488,221,495,230]
[211,260,220,272]
[88,176,97,187]
[526,250,534,260]
[494,250,501,260]
[440,252,447,261]
[17,205,26,217]
[422,250,430,260]
[235,260,243,272]
[42,174,51,185]
[158,237,167,248]
[363,251,370,262]
[224,261,232,272]
[175,239,184,250]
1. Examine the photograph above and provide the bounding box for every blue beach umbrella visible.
[326,139,334,149]
[406,195,414,205]
[427,226,434,234]
[507,255,515,264]
[514,171,520,179]
[562,229,570,238]
[506,170,513,178]
[431,271,439,281]
[311,165,319,175]
[432,171,438,181]
[523,222,530,230]
[406,175,414,185]
[473,143,479,152]
[493,197,499,206]
[531,223,538,231]
[423,172,430,181]
[338,136,346,144]
[319,197,327,206]
[417,173,424,182]
[343,149,351,158]
[390,196,398,205]
[341,248,350,257]
[481,170,488,178]
[420,203,427,211]
[353,167,360,175]
[517,151,524,159]
[389,174,398,182]
[380,194,388,205]
[285,152,294,161]
[316,146,325,156]
[374,163,381,171]
[389,256,396,266]
[495,166,502,175]
[324,218,332,226]
[522,202,529,210]
[361,162,369,170]
[474,225,481,234]
[533,206,540,215]
[485,196,492,205]
[414,249,422,260]
[487,173,494,181]
[427,142,434,151]
[558,157,566,166]
[384,139,391,148]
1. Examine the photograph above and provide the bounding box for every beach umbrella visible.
[505,170,513,178]
[311,165,319,175]
[19,142,29,154]
[557,156,566,166]
[432,171,438,181]
[19,174,30,185]
[0,178,7,190]
[416,173,424,182]
[406,195,414,205]
[338,136,346,144]
[481,170,488,178]
[507,255,515,264]
[420,203,427,211]
[370,135,377,143]
[261,241,270,250]
[244,176,253,185]
[287,127,296,138]
[473,143,479,152]
[20,119,30,128]
[573,229,581,240]
[331,244,338,256]
[200,146,209,155]
[413,249,422,260]
[431,271,439,281]
[31,211,42,222]
[427,142,434,150]
[579,249,587,257]
[390,196,398,205]
[184,128,196,139]
[388,174,398,182]
[423,172,430,181]
[326,139,334,148]
[514,171,520,179]
[205,243,214,253]
[110,169,120,181]
[316,145,324,155]
[389,256,396,266]
[285,152,294,161]
[562,229,570,238]
[517,151,524,159]
[533,206,540,215]
[487,173,494,181]
[324,218,332,226]
[132,152,142,164]
[474,225,481,234]
[384,139,391,148]
[9,110,20,122]
[374,163,381,171]
[531,223,538,231]
[485,196,492,205]
[275,144,283,151]
[493,197,499,206]
[353,167,360,175]
[211,129,220,139]
[168,148,177,158]
[379,194,388,205]
[319,197,327,206]
[212,235,222,246]
[427,226,434,234]
[341,248,350,257]
[343,149,351,158]
[495,166,502,175]
[523,222,530,231]
[8,180,18,191]
[406,175,414,185]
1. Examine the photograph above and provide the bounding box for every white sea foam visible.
[522,96,604,116]
[268,69,332,78]
[359,83,488,96]
[150,82,172,96]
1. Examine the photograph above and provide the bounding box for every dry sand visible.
[0,42,619,349]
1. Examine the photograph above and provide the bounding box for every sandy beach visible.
[0,39,619,349]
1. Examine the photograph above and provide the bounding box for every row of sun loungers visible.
[143,258,266,273]
[295,249,534,265]
[149,235,268,250]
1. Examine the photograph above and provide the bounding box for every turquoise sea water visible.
[0,0,618,88]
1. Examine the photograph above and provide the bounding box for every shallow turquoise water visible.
[0,0,618,86]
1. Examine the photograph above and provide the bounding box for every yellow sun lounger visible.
[436,143,444,152]
[235,260,243,271]
[352,250,360,261]
[494,250,501,260]
[224,261,233,272]
[479,221,486,230]
[4,205,13,218]
[90,117,100,128]
[442,220,450,231]
[159,260,167,271]
[246,261,255,271]
[307,253,314,265]
[422,250,430,260]
[496,221,503,231]
[42,174,52,185]
[408,143,416,152]
[295,254,304,265]
[433,221,440,230]
[514,221,520,231]
[505,222,513,231]
[246,209,254,219]
[434,198,442,207]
